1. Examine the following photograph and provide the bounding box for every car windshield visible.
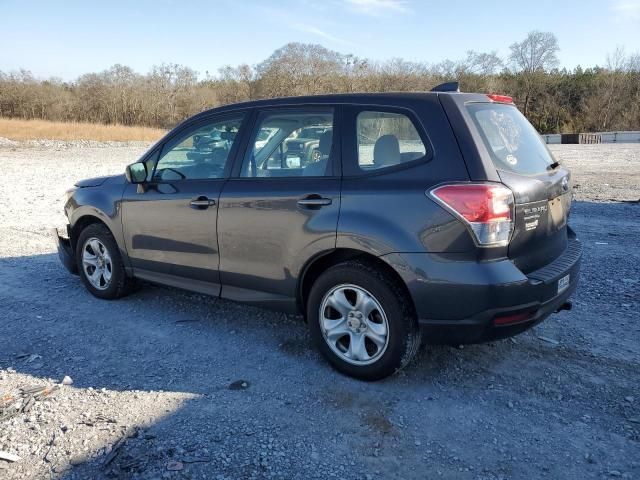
[257,128,276,141]
[467,103,557,175]
[298,127,326,139]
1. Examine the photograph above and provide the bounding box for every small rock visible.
[507,401,514,409]
[61,376,73,386]
[25,354,42,363]
[414,440,422,446]
[624,396,634,403]
[608,470,621,477]
[229,380,250,390]
[167,460,183,471]
[0,451,21,462]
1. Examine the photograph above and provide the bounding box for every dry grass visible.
[0,118,166,142]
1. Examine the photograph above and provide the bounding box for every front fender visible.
[66,182,128,262]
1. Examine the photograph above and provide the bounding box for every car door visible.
[217,106,341,311]
[121,112,247,295]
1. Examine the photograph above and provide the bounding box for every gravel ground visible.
[0,141,639,480]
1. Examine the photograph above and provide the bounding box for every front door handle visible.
[297,195,332,208]
[190,196,216,209]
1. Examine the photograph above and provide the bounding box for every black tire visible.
[307,260,421,381]
[75,223,135,300]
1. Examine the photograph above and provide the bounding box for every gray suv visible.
[53,88,581,380]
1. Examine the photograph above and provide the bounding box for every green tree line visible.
[0,32,638,134]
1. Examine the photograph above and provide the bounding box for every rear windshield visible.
[467,103,556,175]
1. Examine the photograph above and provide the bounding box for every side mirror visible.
[125,162,147,184]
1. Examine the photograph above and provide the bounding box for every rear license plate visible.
[557,274,570,294]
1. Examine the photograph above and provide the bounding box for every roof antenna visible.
[431,81,460,93]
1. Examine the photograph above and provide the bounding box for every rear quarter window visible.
[467,103,557,176]
[357,111,428,172]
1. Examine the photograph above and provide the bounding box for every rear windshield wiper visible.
[547,161,560,171]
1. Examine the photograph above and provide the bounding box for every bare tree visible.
[256,43,345,97]
[509,31,560,116]
[462,50,503,76]
[216,64,256,104]
[1,40,639,134]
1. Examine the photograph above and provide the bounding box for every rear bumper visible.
[418,276,578,344]
[51,226,78,274]
[382,236,582,344]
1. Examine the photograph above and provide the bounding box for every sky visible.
[1,0,639,80]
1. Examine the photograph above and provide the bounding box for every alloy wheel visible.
[81,237,113,290]
[319,284,389,366]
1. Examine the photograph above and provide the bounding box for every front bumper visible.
[383,236,582,345]
[51,226,78,274]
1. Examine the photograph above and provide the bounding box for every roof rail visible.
[431,81,460,93]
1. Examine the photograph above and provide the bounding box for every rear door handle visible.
[297,196,332,207]
[190,196,216,209]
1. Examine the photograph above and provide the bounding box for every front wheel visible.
[307,260,421,380]
[76,223,135,300]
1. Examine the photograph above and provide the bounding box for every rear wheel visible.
[76,223,135,300]
[307,260,421,380]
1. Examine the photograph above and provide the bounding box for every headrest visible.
[319,130,333,155]
[373,134,400,166]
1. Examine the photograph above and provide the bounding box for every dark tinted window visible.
[467,103,556,175]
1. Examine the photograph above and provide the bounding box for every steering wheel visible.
[157,167,187,180]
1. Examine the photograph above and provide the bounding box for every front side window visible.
[154,115,243,181]
[357,111,427,171]
[242,109,334,178]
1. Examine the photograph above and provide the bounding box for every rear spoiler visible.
[431,81,460,93]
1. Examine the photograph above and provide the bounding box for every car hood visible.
[75,174,124,188]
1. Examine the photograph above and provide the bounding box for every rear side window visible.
[241,108,335,178]
[467,103,556,175]
[357,111,427,171]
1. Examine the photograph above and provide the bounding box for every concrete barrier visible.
[542,134,561,144]
[543,131,640,144]
[599,131,640,143]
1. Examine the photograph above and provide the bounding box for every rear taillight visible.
[430,183,515,247]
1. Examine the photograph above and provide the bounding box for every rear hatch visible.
[466,102,572,273]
